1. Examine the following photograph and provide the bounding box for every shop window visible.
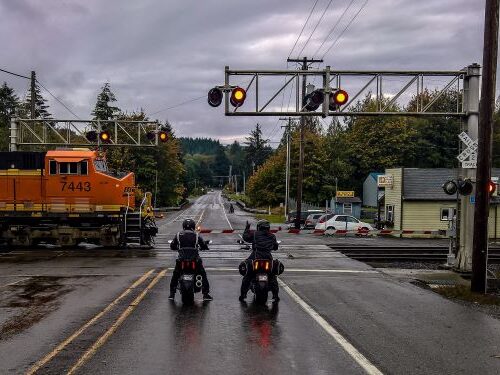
[441,208,456,221]
[343,203,352,214]
[386,205,394,223]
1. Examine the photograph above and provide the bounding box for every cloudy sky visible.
[0,0,490,144]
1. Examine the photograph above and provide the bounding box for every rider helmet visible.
[182,218,196,231]
[256,219,271,232]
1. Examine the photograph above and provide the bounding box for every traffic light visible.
[99,130,111,144]
[304,89,324,111]
[85,130,97,142]
[230,87,246,107]
[488,178,498,196]
[329,89,349,110]
[208,87,223,107]
[442,180,457,195]
[146,131,156,141]
[158,130,168,143]
[457,178,473,196]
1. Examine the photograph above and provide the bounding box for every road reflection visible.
[240,301,281,356]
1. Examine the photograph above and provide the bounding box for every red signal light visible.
[329,89,349,110]
[488,180,497,196]
[230,87,246,107]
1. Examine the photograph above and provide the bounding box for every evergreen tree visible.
[20,81,51,119]
[0,82,19,150]
[244,123,272,173]
[92,83,120,120]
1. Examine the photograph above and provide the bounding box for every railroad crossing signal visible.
[329,89,349,110]
[230,87,246,107]
[457,131,478,169]
[489,178,498,196]
[443,178,474,196]
[208,87,223,107]
[158,130,168,142]
[99,130,111,143]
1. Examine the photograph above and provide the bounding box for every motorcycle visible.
[169,239,211,304]
[238,239,284,304]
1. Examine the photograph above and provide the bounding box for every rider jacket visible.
[170,230,208,259]
[242,228,278,259]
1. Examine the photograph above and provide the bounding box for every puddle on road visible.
[0,276,73,339]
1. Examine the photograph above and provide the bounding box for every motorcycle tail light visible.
[192,261,196,270]
[265,261,269,271]
[254,261,259,271]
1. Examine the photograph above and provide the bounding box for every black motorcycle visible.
[169,240,211,304]
[238,240,284,304]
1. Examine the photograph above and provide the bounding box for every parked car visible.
[287,210,324,225]
[303,213,326,229]
[315,215,374,231]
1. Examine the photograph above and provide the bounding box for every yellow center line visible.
[26,268,155,375]
[66,269,167,375]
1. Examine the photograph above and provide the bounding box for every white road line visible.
[278,279,384,375]
[218,191,233,230]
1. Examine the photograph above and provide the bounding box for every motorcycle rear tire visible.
[181,290,195,304]
[255,291,268,305]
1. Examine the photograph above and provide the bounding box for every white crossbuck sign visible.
[457,132,477,168]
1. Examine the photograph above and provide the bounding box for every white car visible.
[314,214,374,231]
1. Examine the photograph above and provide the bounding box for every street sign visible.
[336,191,355,198]
[457,132,478,169]
[377,175,393,187]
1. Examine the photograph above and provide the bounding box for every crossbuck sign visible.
[457,132,477,169]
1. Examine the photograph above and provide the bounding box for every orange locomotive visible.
[0,149,157,247]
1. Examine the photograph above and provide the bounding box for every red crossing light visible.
[329,89,349,110]
[230,87,246,107]
[488,180,497,196]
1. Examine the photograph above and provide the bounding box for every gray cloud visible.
[0,0,490,143]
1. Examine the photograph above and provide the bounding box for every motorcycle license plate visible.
[257,275,268,281]
[182,275,194,281]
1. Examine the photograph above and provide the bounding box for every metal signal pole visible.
[287,57,322,229]
[30,71,36,119]
[471,0,499,293]
[280,117,293,219]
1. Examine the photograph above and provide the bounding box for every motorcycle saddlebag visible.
[272,260,285,275]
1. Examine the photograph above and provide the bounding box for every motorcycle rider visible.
[239,219,280,302]
[169,218,213,301]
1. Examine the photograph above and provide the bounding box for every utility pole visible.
[280,117,293,219]
[30,71,36,119]
[287,57,323,229]
[471,0,499,293]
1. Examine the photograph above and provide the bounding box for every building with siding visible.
[382,168,500,239]
[331,197,362,219]
[362,172,382,207]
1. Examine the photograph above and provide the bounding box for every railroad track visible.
[328,245,500,263]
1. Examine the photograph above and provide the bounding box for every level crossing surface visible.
[0,192,499,374]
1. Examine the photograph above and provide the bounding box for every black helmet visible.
[182,218,196,231]
[256,219,270,232]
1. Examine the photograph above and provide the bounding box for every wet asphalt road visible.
[0,191,500,374]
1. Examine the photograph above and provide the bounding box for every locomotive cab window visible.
[80,161,88,175]
[49,160,57,175]
[59,162,78,175]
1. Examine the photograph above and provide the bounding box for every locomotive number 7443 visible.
[61,181,91,192]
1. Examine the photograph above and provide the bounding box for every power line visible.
[296,0,334,58]
[36,79,82,120]
[321,0,369,60]
[312,0,356,58]
[0,68,30,80]
[288,0,321,58]
[149,95,205,116]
